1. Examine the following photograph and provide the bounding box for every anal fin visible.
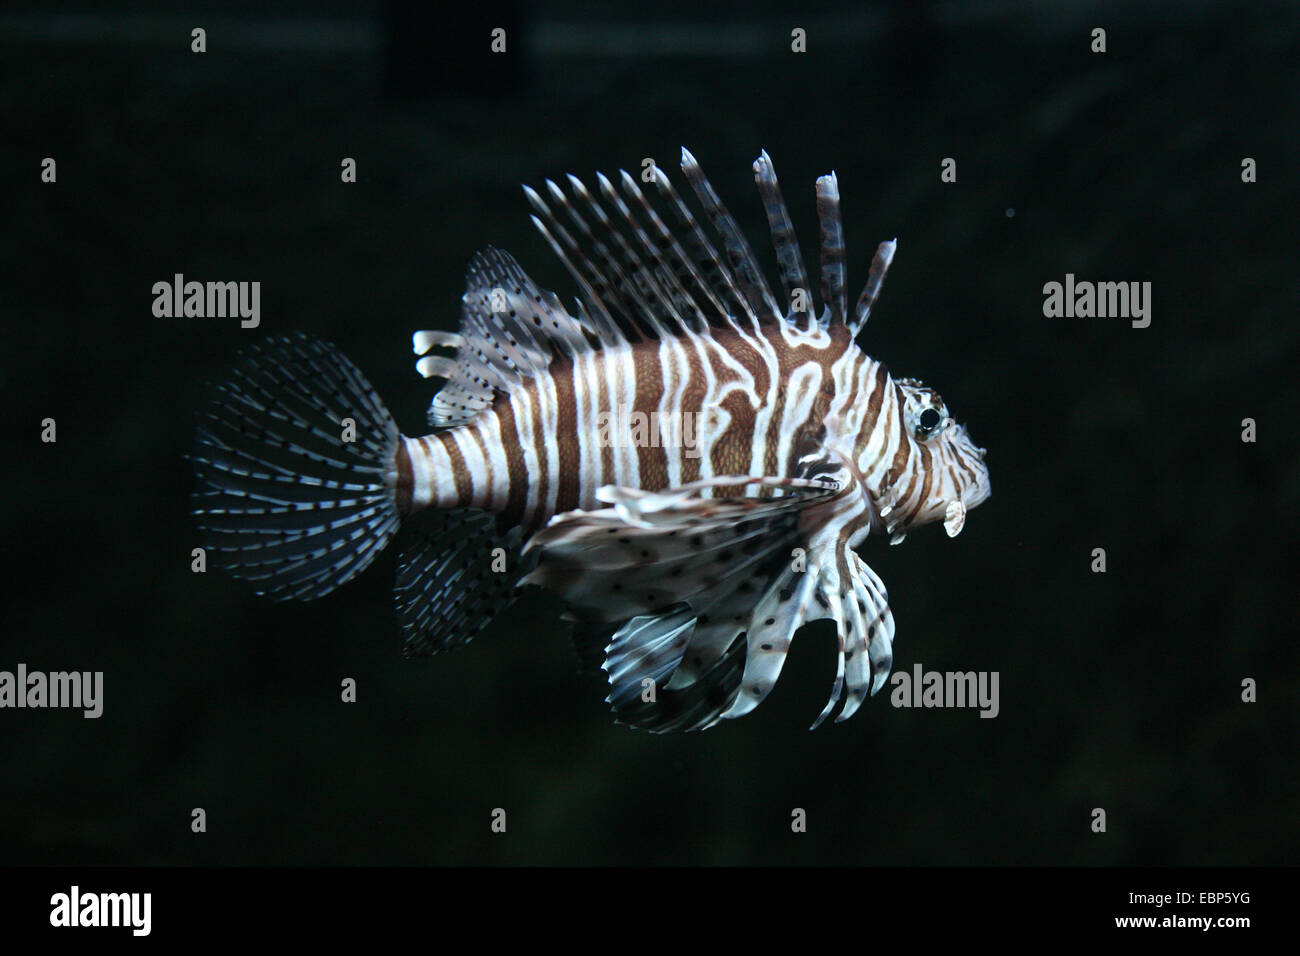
[394,509,531,659]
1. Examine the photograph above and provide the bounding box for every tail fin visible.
[191,332,402,602]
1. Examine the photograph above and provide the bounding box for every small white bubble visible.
[1005,207,1015,218]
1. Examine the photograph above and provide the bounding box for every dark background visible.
[2,0,1296,865]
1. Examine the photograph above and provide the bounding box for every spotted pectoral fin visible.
[717,564,818,721]
[701,453,894,727]
[523,475,840,731]
[721,548,894,728]
[520,475,838,624]
[830,552,895,724]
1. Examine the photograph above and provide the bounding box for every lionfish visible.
[192,149,991,732]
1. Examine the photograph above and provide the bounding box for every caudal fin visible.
[191,332,402,602]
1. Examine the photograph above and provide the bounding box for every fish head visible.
[874,377,991,538]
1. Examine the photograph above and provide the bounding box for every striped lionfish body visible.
[193,149,990,732]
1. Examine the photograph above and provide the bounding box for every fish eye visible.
[916,406,944,440]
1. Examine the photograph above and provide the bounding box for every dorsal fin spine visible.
[679,147,782,327]
[567,172,674,339]
[620,168,722,333]
[650,165,764,335]
[592,172,690,335]
[541,179,646,342]
[547,177,649,342]
[753,150,811,322]
[524,202,623,347]
[815,173,847,328]
[605,171,710,334]
[851,238,897,337]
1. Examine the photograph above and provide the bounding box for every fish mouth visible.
[861,433,990,543]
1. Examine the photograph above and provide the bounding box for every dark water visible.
[2,0,1296,865]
